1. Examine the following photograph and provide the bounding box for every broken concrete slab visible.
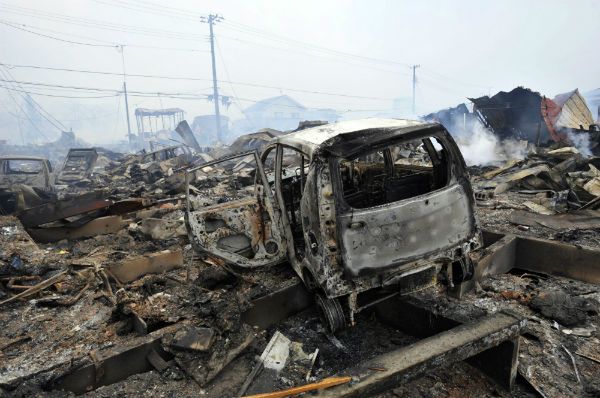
[108,249,183,284]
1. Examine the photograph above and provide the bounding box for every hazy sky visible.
[0,0,598,144]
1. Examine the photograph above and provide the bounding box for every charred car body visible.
[131,145,193,183]
[186,119,481,332]
[56,148,98,184]
[0,156,55,213]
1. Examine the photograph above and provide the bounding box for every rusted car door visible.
[185,151,287,268]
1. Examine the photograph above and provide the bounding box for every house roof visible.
[243,95,306,114]
[272,118,437,158]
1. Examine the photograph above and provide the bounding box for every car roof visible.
[271,118,441,158]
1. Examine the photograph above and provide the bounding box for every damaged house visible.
[469,87,553,144]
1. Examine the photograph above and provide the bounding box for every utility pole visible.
[411,64,420,116]
[203,14,223,143]
[119,45,133,149]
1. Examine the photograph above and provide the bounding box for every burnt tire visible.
[315,294,346,334]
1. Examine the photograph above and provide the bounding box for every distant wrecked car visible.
[185,119,481,332]
[56,148,98,184]
[131,145,193,183]
[0,156,55,190]
[0,156,55,213]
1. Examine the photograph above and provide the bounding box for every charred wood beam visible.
[18,191,111,227]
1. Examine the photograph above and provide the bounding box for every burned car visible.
[0,156,55,189]
[185,119,481,332]
[0,156,55,213]
[131,145,193,183]
[56,148,98,184]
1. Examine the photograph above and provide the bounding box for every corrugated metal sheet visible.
[542,89,594,137]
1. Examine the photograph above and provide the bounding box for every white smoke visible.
[566,130,592,157]
[453,121,527,166]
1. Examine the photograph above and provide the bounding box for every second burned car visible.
[185,119,482,332]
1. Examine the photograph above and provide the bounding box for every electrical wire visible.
[0,19,209,52]
[0,2,205,41]
[0,19,118,47]
[0,66,66,131]
[91,0,202,22]
[0,85,120,99]
[214,37,244,113]
[1,62,396,101]
[0,70,50,139]
[216,34,410,77]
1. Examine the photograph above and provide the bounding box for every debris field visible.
[1,110,600,398]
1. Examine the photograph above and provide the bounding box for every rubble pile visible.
[1,118,599,397]
[472,145,600,246]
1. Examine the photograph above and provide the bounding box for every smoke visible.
[452,121,527,166]
[566,130,592,157]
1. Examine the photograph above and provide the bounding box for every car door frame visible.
[184,150,288,268]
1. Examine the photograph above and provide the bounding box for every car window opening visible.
[5,160,44,175]
[339,136,450,209]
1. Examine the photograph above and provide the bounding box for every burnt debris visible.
[1,117,600,398]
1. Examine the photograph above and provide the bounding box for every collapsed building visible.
[1,117,600,397]
[426,87,600,155]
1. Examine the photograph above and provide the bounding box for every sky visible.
[0,0,598,145]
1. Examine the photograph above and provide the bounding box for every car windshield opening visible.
[6,160,44,174]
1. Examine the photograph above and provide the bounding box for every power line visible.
[420,66,491,90]
[0,69,50,139]
[0,75,396,115]
[1,62,396,101]
[123,0,202,18]
[91,0,202,22]
[0,19,118,47]
[0,77,211,99]
[0,66,66,131]
[214,37,245,114]
[4,0,489,100]
[0,19,209,52]
[0,85,120,98]
[94,0,407,68]
[220,19,411,67]
[0,2,205,41]
[89,0,414,71]
[216,34,410,77]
